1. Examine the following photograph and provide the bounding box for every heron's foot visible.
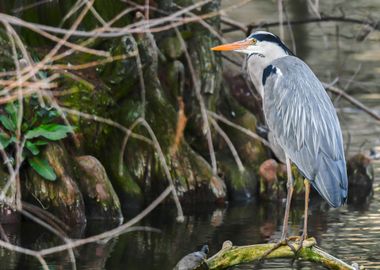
[294,233,308,254]
[259,237,297,262]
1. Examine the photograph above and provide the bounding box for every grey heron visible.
[211,31,348,242]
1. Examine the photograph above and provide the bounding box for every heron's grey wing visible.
[263,56,348,207]
[268,131,286,163]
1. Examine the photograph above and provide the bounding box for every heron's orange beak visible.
[211,40,252,51]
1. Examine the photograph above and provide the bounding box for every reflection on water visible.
[109,179,380,270]
[4,179,380,270]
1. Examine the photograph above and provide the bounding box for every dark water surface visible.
[1,0,380,269]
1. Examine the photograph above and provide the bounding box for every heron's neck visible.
[246,47,288,97]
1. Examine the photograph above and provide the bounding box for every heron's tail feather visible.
[312,154,348,208]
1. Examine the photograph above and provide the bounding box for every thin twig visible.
[323,83,380,121]
[19,208,77,270]
[334,64,362,105]
[222,14,380,34]
[207,111,271,147]
[132,118,184,222]
[0,240,50,270]
[60,107,152,143]
[209,117,245,172]
[0,0,95,96]
[38,186,173,256]
[174,27,218,176]
[220,16,247,33]
[12,0,53,13]
[22,202,70,232]
[0,224,9,243]
[0,0,254,38]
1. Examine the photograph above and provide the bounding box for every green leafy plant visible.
[0,99,73,181]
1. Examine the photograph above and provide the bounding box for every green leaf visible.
[33,140,48,146]
[5,102,18,124]
[0,132,13,149]
[0,115,16,131]
[26,141,40,155]
[25,124,73,141]
[28,156,56,181]
[5,103,16,114]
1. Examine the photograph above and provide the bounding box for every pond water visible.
[1,0,380,269]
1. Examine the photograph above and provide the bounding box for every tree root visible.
[204,238,360,270]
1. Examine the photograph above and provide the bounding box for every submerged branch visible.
[205,238,358,270]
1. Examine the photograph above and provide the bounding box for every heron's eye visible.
[250,38,257,45]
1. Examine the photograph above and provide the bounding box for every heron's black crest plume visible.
[249,32,294,56]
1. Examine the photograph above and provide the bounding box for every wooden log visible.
[204,238,359,270]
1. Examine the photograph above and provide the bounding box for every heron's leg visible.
[302,179,310,240]
[293,179,311,254]
[259,156,296,261]
[280,155,294,240]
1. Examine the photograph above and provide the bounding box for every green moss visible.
[206,239,354,270]
[160,36,184,60]
[24,143,86,225]
[219,157,247,190]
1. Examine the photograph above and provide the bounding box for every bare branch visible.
[323,83,380,121]
[207,111,271,147]
[222,14,380,34]
[37,186,173,256]
[209,117,245,172]
[174,27,218,176]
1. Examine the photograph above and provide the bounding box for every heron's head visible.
[211,31,293,58]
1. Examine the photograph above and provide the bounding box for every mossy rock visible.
[258,159,305,202]
[171,142,226,203]
[24,143,86,225]
[74,155,123,221]
[218,156,257,201]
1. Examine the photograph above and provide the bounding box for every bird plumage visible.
[262,56,348,207]
[211,30,348,208]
